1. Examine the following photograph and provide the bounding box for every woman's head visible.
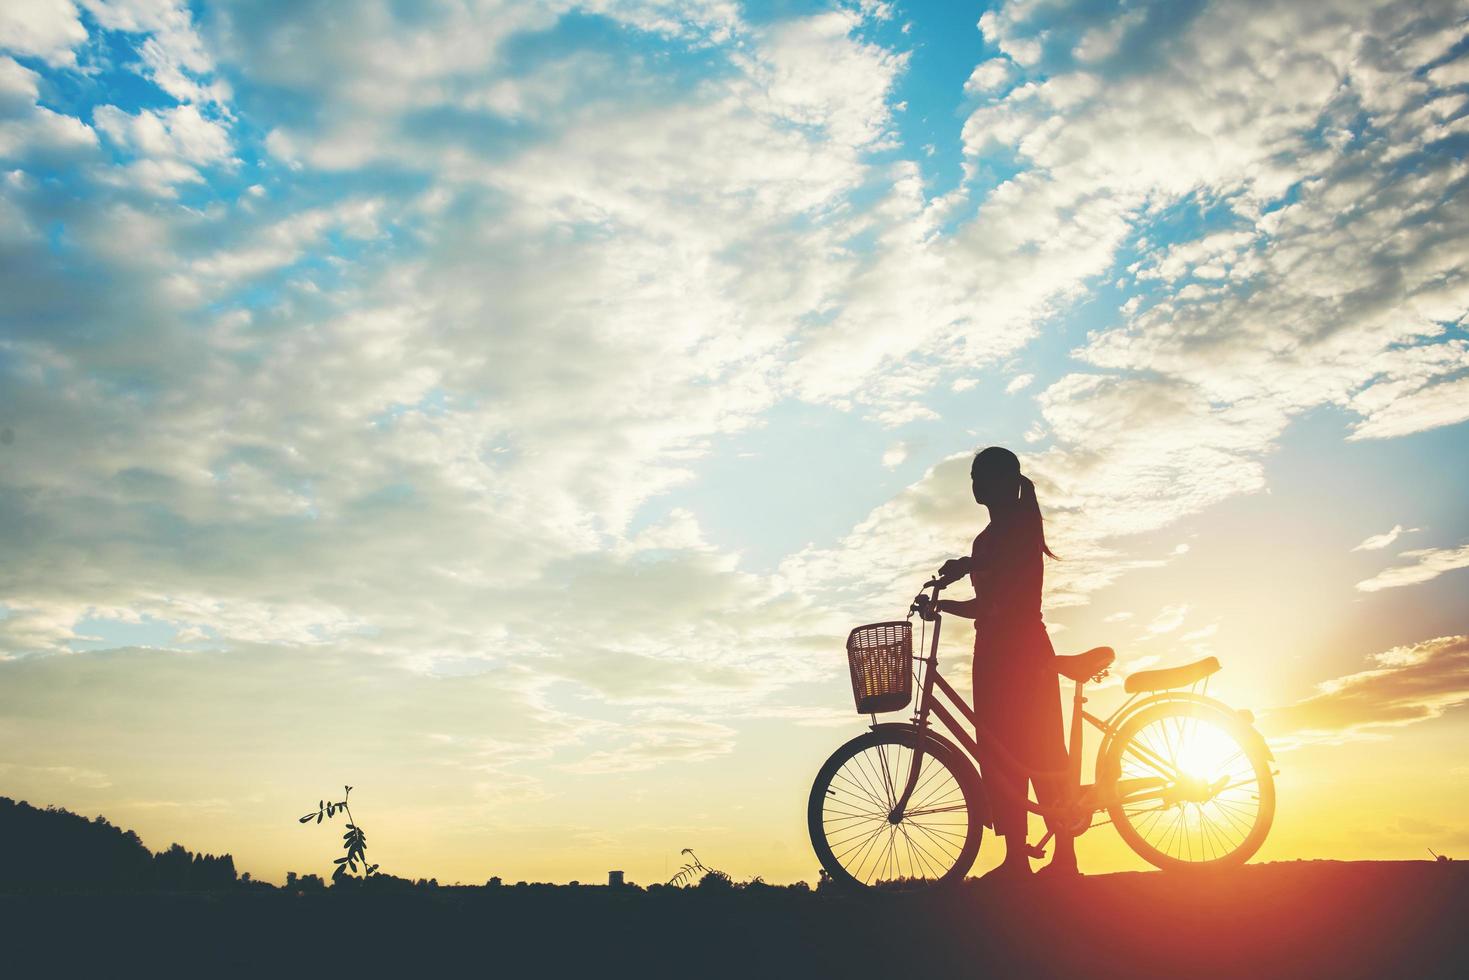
[971,447,1057,559]
[970,446,1020,507]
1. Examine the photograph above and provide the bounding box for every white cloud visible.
[187,199,382,286]
[0,102,95,159]
[0,56,95,162]
[749,9,906,149]
[0,0,86,67]
[81,0,230,108]
[1266,635,1469,744]
[881,441,908,469]
[1356,544,1469,593]
[93,102,234,194]
[1004,373,1034,394]
[1072,8,1145,63]
[1349,374,1469,441]
[1353,524,1417,552]
[94,103,230,165]
[0,54,40,106]
[1146,604,1189,635]
[1427,58,1469,88]
[963,58,1012,95]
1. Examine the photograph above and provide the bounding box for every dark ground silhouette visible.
[0,795,236,892]
[4,796,1467,977]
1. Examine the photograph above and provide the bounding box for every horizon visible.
[1,0,1467,888]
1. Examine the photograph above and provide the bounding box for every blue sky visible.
[2,0,1468,883]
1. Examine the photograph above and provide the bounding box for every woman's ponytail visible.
[1018,473,1058,560]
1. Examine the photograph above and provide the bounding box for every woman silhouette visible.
[931,447,1074,879]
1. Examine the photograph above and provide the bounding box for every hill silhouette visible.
[0,796,235,892]
[3,796,1466,977]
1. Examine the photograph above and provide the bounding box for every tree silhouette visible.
[0,796,237,892]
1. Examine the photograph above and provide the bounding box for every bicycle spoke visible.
[1111,710,1271,866]
[832,821,887,865]
[815,737,976,888]
[906,823,947,872]
[898,824,938,879]
[841,758,883,802]
[853,751,890,811]
[907,763,954,811]
[903,803,968,818]
[850,822,891,883]
[907,818,963,863]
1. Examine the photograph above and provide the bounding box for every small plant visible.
[298,785,379,882]
[668,848,730,887]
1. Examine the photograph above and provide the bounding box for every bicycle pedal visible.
[1024,843,1047,860]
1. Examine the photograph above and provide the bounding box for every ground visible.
[6,860,1467,977]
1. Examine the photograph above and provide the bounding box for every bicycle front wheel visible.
[808,727,982,890]
[1100,700,1275,871]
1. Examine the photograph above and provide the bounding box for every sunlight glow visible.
[1174,719,1244,784]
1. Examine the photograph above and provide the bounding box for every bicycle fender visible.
[1102,693,1275,763]
[868,723,993,828]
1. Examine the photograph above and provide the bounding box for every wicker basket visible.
[847,621,913,714]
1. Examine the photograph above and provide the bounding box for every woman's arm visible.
[937,597,983,619]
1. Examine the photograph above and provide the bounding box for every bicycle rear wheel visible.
[808,727,982,890]
[1099,700,1275,870]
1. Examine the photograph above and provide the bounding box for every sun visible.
[1173,718,1245,783]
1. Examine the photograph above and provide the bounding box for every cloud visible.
[881,441,908,469]
[1004,373,1034,394]
[1352,524,1416,552]
[955,0,1469,540]
[0,0,86,67]
[0,762,112,789]
[1146,604,1188,636]
[1355,544,1469,593]
[0,56,95,162]
[3,0,1469,805]
[82,0,231,108]
[561,711,738,774]
[93,103,235,194]
[1348,375,1469,441]
[0,642,587,816]
[963,58,1012,95]
[1265,635,1469,743]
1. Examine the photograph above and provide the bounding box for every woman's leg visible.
[974,646,1034,875]
[1030,695,1078,874]
[979,752,1032,874]
[1032,770,1077,874]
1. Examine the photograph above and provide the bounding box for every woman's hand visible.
[936,556,971,585]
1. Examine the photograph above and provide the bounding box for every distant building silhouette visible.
[609,870,624,887]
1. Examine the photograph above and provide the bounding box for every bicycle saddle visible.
[1054,646,1115,682]
[1124,656,1220,693]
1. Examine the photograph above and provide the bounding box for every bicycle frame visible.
[888,584,1193,828]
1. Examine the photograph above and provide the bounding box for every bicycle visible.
[808,575,1277,889]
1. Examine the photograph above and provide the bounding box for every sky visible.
[1,0,1467,886]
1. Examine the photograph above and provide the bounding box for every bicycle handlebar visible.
[909,576,947,619]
